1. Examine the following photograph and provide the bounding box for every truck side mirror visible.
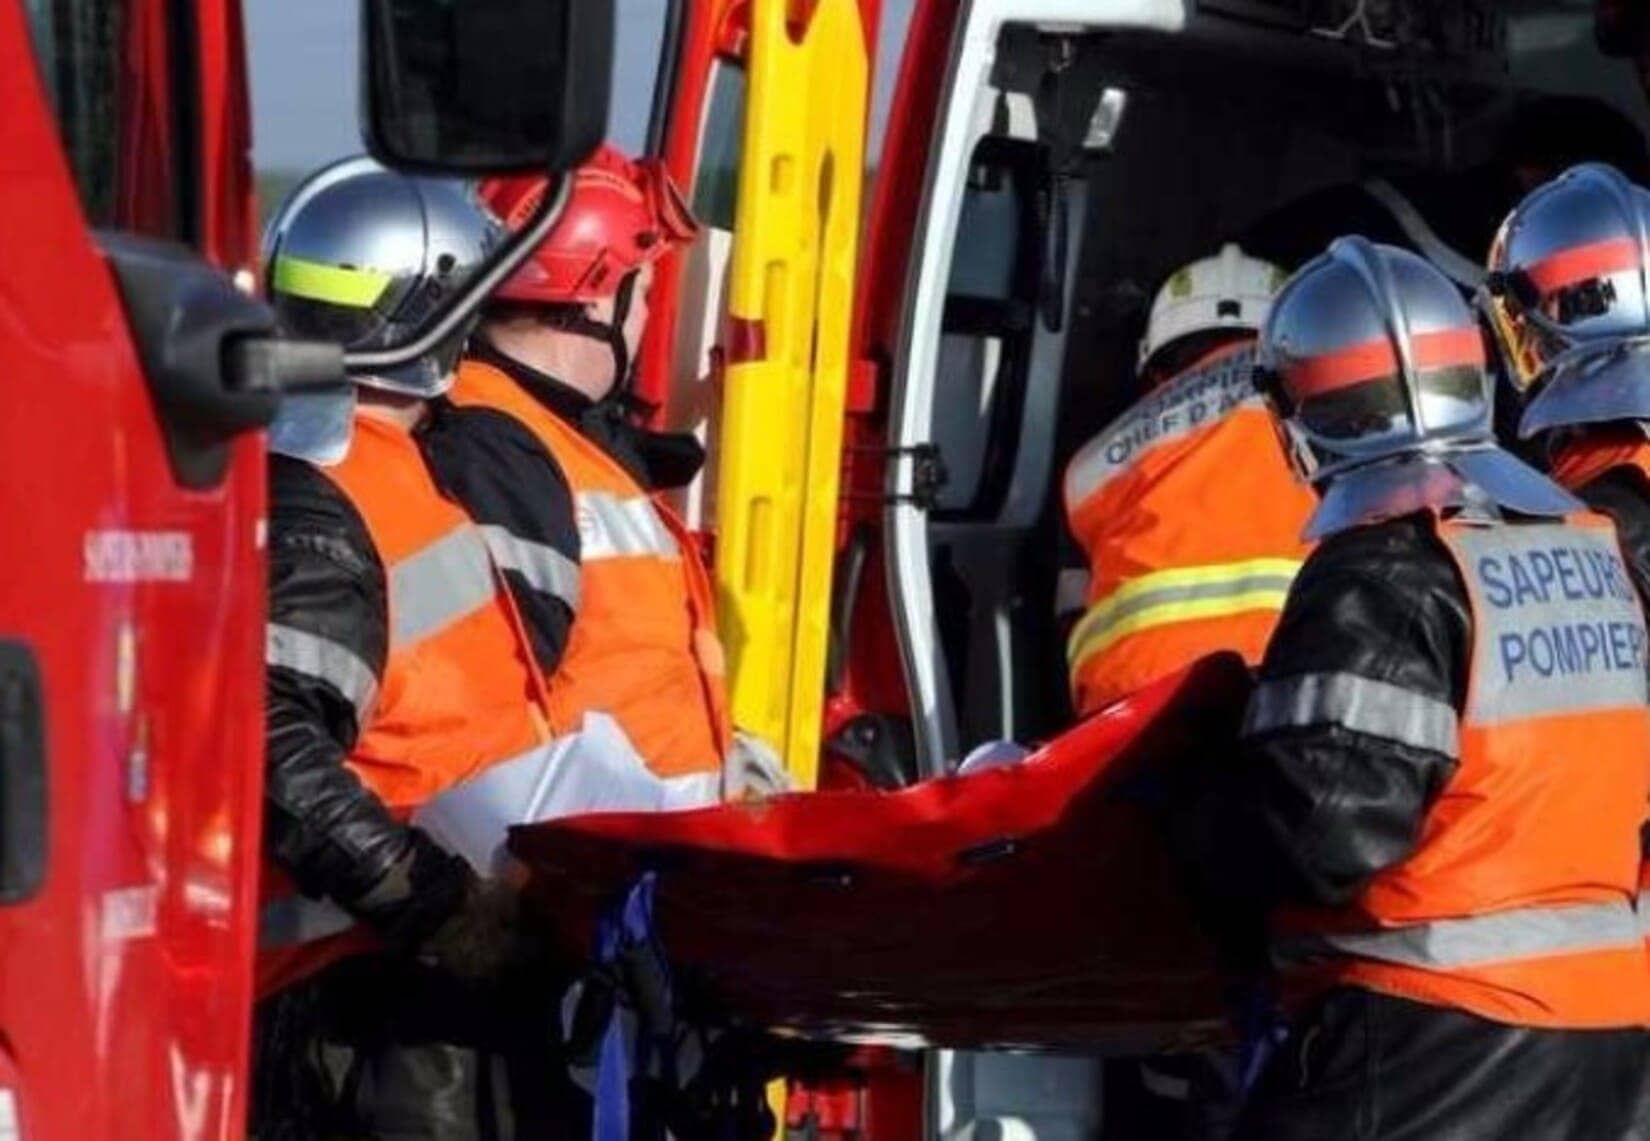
[361,0,613,175]
[345,0,614,377]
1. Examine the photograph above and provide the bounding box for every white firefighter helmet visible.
[1479,163,1650,440]
[1255,236,1579,540]
[1138,243,1288,376]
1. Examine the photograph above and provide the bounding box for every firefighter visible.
[1489,162,1650,963]
[417,146,787,799]
[1063,244,1316,716]
[253,157,572,1139]
[1220,237,1650,1139]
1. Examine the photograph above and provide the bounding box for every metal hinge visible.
[845,443,949,510]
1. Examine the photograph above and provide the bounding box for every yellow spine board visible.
[714,0,869,790]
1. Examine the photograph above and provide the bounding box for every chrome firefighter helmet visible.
[1138,243,1287,380]
[1481,163,1650,440]
[1254,236,1578,540]
[262,156,501,462]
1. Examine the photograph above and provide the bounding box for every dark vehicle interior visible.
[917,0,1650,757]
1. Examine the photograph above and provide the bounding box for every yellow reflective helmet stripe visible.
[272,255,392,308]
[1066,557,1304,668]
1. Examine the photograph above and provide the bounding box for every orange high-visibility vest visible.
[1269,511,1650,1028]
[1552,431,1650,960]
[447,359,730,777]
[258,413,551,996]
[1063,343,1316,715]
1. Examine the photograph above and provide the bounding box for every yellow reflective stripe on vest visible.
[266,623,380,725]
[1066,557,1302,668]
[1273,897,1642,971]
[480,524,581,609]
[576,491,680,561]
[389,525,500,645]
[1245,670,1460,758]
[270,254,393,308]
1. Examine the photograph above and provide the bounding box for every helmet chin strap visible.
[551,272,641,402]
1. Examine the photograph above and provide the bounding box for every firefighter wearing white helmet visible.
[1062,244,1314,715]
[1209,237,1650,1141]
[1136,242,1290,379]
[254,157,568,1138]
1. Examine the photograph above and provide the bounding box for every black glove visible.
[415,875,546,986]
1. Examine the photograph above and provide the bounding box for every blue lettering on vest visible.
[1527,550,1557,601]
[1509,555,1541,606]
[1479,556,1513,610]
[1500,620,1649,683]
[1552,547,1582,601]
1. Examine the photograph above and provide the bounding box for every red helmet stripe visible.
[1524,237,1641,294]
[1287,327,1484,399]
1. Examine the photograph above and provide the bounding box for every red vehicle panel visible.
[0,2,263,1137]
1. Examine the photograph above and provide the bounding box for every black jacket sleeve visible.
[266,456,468,947]
[417,402,580,676]
[1220,516,1468,913]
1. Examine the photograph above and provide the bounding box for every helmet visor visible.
[1293,365,1483,441]
[274,293,390,350]
[637,158,702,246]
[1284,326,1488,452]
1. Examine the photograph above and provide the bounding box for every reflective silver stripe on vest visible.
[480,524,581,609]
[1273,898,1642,971]
[1640,890,1650,940]
[413,711,721,875]
[1245,671,1459,757]
[576,491,679,561]
[266,623,379,723]
[389,526,500,645]
[1063,346,1259,510]
[259,894,356,949]
[1441,521,1649,723]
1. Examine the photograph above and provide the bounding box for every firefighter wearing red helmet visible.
[419,145,788,800]
[1190,237,1650,1139]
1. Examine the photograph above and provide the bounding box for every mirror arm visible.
[341,173,573,372]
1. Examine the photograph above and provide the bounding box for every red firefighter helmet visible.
[480,144,701,307]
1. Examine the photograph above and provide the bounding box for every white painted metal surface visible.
[884,0,1188,776]
[880,5,1187,1138]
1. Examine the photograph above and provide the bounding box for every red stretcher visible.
[509,656,1251,1054]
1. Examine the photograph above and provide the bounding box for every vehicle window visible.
[868,0,918,165]
[693,59,748,229]
[612,0,678,155]
[23,0,197,243]
[932,139,1039,516]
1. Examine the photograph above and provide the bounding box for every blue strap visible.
[592,873,666,1141]
[1233,984,1287,1095]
